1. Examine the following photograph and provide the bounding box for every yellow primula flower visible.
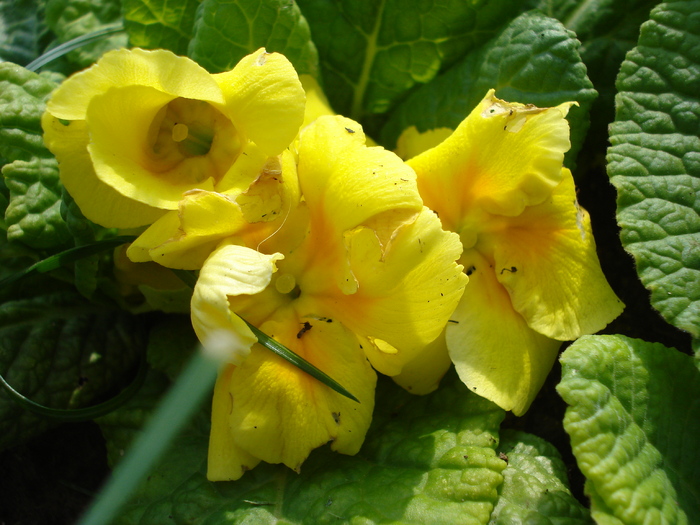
[42,47,305,229]
[189,115,467,481]
[400,89,624,415]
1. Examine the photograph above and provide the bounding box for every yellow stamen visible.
[172,123,189,142]
[275,273,296,294]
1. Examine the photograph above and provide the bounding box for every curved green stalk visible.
[0,351,148,422]
[26,23,125,71]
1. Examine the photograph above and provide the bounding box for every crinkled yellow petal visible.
[447,250,562,415]
[391,329,452,395]
[47,48,225,121]
[214,48,305,156]
[321,208,467,376]
[394,125,453,161]
[127,191,250,269]
[41,113,165,228]
[208,364,261,481]
[224,308,376,470]
[127,150,303,269]
[409,89,574,225]
[191,243,282,364]
[87,85,239,209]
[488,169,624,340]
[235,149,301,227]
[297,115,422,244]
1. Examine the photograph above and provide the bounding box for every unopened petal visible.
[447,251,562,415]
[395,125,453,161]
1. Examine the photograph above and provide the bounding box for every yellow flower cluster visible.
[43,48,622,480]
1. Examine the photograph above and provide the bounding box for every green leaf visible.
[44,0,127,68]
[528,0,660,158]
[0,62,58,163]
[0,0,47,66]
[61,188,100,297]
[188,0,319,77]
[490,430,593,525]
[100,373,507,524]
[0,291,148,451]
[0,63,73,249]
[3,156,71,249]
[607,1,700,340]
[121,0,200,55]
[557,334,700,524]
[296,0,522,121]
[146,316,198,380]
[381,10,597,168]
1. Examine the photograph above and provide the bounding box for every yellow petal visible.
[208,364,261,481]
[391,329,452,395]
[191,243,283,364]
[41,113,165,228]
[394,125,453,161]
[447,250,562,415]
[297,115,422,243]
[86,85,239,209]
[127,150,303,269]
[225,308,376,470]
[47,48,225,121]
[127,191,250,269]
[488,169,624,340]
[408,89,574,228]
[322,208,467,376]
[300,74,335,128]
[214,48,305,156]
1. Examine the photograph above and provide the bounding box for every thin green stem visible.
[26,23,125,72]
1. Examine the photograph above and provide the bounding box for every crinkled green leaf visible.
[188,0,318,77]
[607,1,700,341]
[0,63,72,249]
[44,0,127,68]
[528,0,659,152]
[381,10,597,168]
[0,62,58,163]
[296,0,522,121]
[100,373,507,524]
[3,156,71,249]
[121,0,200,56]
[0,0,47,65]
[557,334,700,525]
[490,430,592,525]
[0,291,148,451]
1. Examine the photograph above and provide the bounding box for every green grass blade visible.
[0,235,137,289]
[26,23,125,71]
[77,347,221,525]
[171,269,360,403]
[0,351,147,422]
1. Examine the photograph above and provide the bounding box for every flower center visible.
[146,97,241,182]
[275,273,301,299]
